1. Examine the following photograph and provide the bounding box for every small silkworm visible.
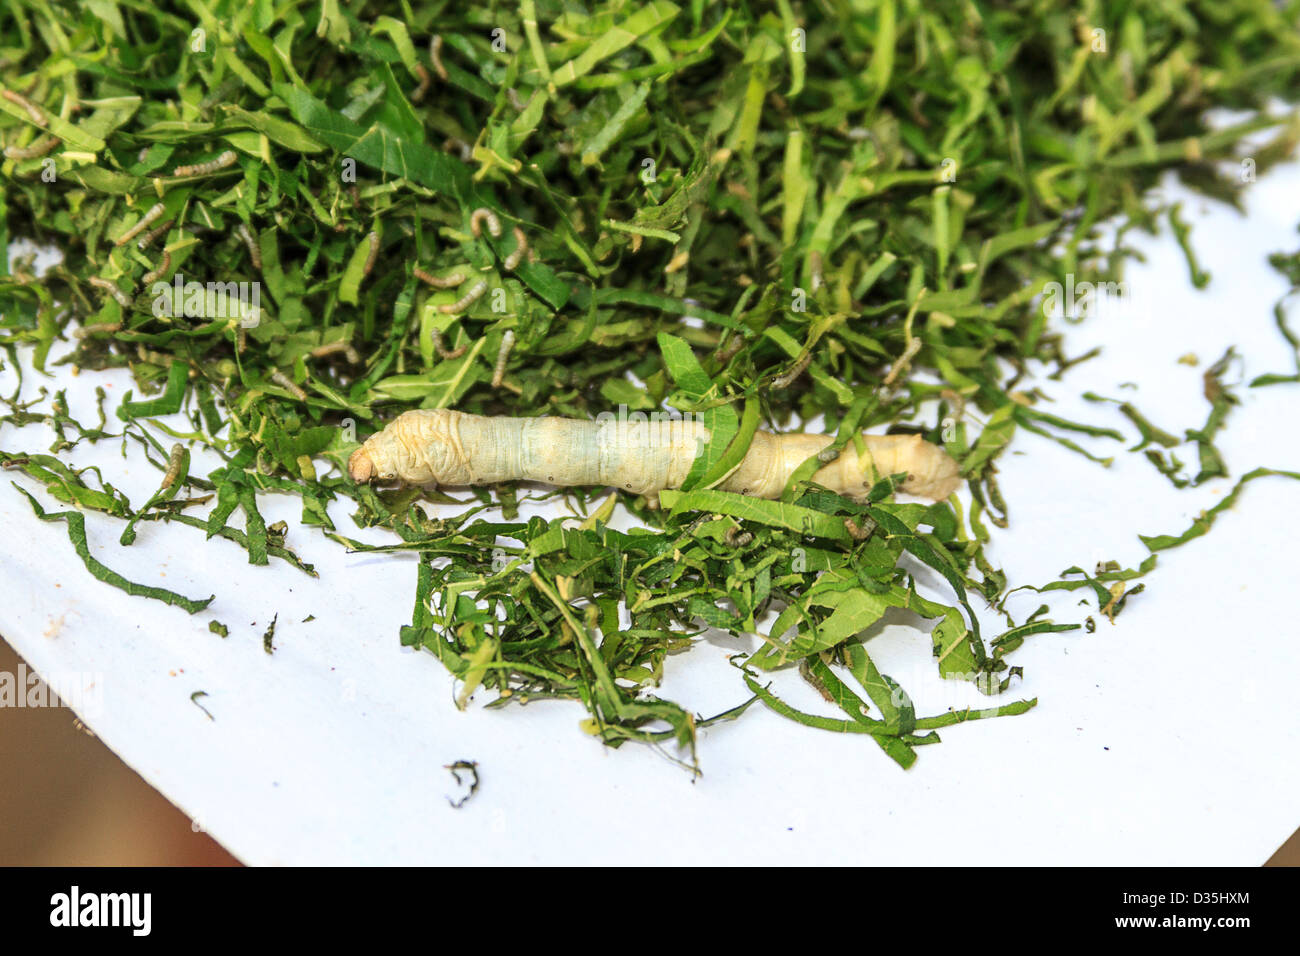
[4,134,58,160]
[161,444,185,489]
[412,63,431,103]
[491,330,515,388]
[237,326,247,354]
[310,341,362,364]
[507,88,532,111]
[172,150,237,177]
[438,279,487,314]
[114,203,166,247]
[809,250,824,292]
[135,218,174,251]
[88,276,133,307]
[415,267,466,289]
[470,207,501,238]
[141,250,172,286]
[237,223,262,270]
[431,328,467,360]
[724,525,754,548]
[362,230,379,276]
[843,516,877,541]
[270,369,307,401]
[882,337,922,387]
[443,136,473,160]
[772,352,811,389]
[503,226,528,271]
[429,35,448,80]
[74,321,123,339]
[712,334,744,364]
[3,88,45,123]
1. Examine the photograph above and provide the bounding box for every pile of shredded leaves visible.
[2,1,1300,771]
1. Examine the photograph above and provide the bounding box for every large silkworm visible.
[136,218,174,251]
[4,134,58,160]
[469,207,501,238]
[503,226,528,271]
[491,330,515,388]
[172,150,237,177]
[429,35,448,80]
[3,88,45,123]
[437,279,487,314]
[237,223,262,270]
[270,369,307,401]
[141,250,172,286]
[88,276,133,307]
[415,267,466,289]
[347,410,963,501]
[114,203,165,247]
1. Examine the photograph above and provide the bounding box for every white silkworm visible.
[270,369,307,401]
[503,226,528,271]
[347,410,963,501]
[4,134,58,160]
[772,352,812,389]
[412,63,431,103]
[431,328,467,360]
[492,330,515,388]
[415,267,466,289]
[161,444,185,489]
[136,218,174,251]
[114,203,165,247]
[443,136,473,160]
[3,88,44,123]
[470,207,501,238]
[237,223,262,270]
[88,276,133,307]
[437,279,487,314]
[310,341,362,364]
[141,251,171,286]
[362,230,379,276]
[172,150,237,177]
[429,35,448,80]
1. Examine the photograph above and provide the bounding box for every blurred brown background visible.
[0,634,1295,866]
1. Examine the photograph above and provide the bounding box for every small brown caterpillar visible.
[724,525,754,548]
[443,136,473,160]
[2,88,45,123]
[362,230,379,276]
[429,35,448,80]
[883,337,922,387]
[843,516,876,541]
[237,223,262,270]
[161,443,186,489]
[310,341,362,364]
[470,207,501,238]
[270,369,308,401]
[135,218,174,251]
[491,330,515,388]
[347,410,963,502]
[141,251,172,286]
[114,203,166,247]
[437,279,487,314]
[431,328,467,360]
[88,276,133,307]
[772,352,812,389]
[411,63,431,103]
[415,267,466,289]
[172,150,237,177]
[4,133,58,160]
[502,226,528,271]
